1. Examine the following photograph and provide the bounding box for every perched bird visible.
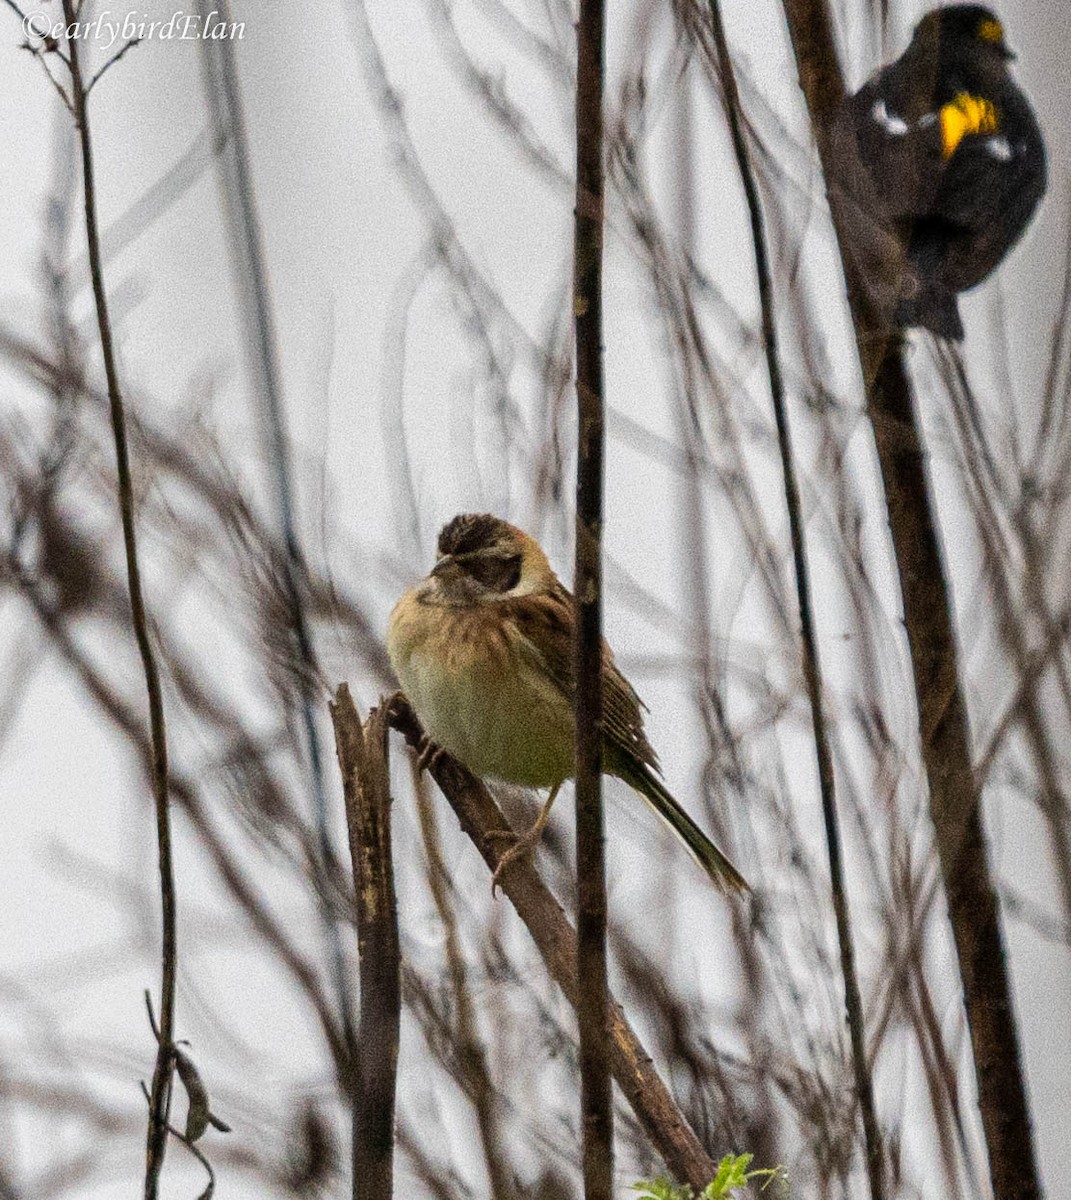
[387,513,747,893]
[832,5,1046,340]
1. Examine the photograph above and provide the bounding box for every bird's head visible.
[419,513,554,606]
[913,5,1015,64]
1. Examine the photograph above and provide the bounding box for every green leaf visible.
[635,1154,789,1200]
[703,1152,790,1199]
[632,1176,694,1200]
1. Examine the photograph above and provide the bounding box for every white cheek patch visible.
[986,135,1014,161]
[502,554,552,599]
[871,98,909,135]
[505,572,544,598]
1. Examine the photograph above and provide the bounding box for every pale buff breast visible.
[388,597,575,788]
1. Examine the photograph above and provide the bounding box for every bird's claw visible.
[483,828,519,844]
[415,736,445,776]
[488,826,543,896]
[487,783,561,896]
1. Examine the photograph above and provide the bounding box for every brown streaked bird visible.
[387,513,748,893]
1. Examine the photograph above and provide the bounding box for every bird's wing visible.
[504,582,748,892]
[934,113,1047,231]
[933,139,1009,228]
[839,74,946,218]
[503,581,661,775]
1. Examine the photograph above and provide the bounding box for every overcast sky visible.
[2,1,1070,1196]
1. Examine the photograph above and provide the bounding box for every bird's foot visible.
[488,824,543,895]
[415,735,445,776]
[486,782,561,896]
[484,828,519,844]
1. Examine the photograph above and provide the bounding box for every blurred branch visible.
[573,0,612,1196]
[58,6,178,1195]
[607,95,794,641]
[385,693,719,1191]
[778,1,1042,1197]
[423,0,571,187]
[330,689,400,1200]
[701,2,884,1196]
[8,570,350,1072]
[937,342,1071,935]
[195,0,355,1067]
[411,765,515,1195]
[347,0,538,519]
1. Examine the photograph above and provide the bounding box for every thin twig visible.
[573,1,612,1196]
[17,42,74,115]
[58,4,179,1195]
[85,37,142,95]
[702,2,885,1196]
[139,1083,216,1200]
[169,1127,216,1200]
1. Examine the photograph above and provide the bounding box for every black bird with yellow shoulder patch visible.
[833,5,1046,340]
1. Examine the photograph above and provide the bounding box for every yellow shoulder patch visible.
[940,92,999,159]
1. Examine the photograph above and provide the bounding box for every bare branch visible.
[59,3,180,1194]
[385,693,719,1191]
[573,1,612,1195]
[17,41,74,115]
[85,37,141,95]
[330,689,400,1200]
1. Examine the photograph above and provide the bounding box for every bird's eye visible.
[463,552,522,592]
[977,17,1003,44]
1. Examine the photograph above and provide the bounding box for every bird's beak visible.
[1001,42,1016,61]
[431,555,460,581]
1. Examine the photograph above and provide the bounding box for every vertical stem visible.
[60,6,178,1196]
[573,1,612,1196]
[703,4,884,1196]
[331,690,400,1200]
[779,1,1043,1196]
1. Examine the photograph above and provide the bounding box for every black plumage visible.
[832,5,1046,340]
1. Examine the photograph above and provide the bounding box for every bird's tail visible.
[619,761,749,894]
[895,285,965,340]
